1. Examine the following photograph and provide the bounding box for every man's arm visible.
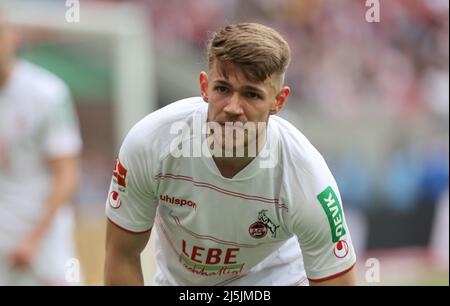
[309,265,356,286]
[104,219,151,285]
[11,156,80,268]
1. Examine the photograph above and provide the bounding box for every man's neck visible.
[212,156,255,179]
[211,128,268,179]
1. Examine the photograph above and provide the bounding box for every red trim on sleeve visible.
[308,263,356,283]
[107,218,152,235]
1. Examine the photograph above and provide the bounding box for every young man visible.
[0,19,82,285]
[105,23,356,286]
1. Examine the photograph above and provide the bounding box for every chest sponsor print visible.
[180,239,245,277]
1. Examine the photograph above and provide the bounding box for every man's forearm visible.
[104,219,151,285]
[10,157,80,268]
[31,157,80,242]
[104,253,144,285]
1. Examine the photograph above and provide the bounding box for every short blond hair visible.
[207,23,291,87]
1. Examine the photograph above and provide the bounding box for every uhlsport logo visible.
[248,221,268,239]
[160,195,197,209]
[333,240,349,258]
[317,186,346,243]
[108,191,121,209]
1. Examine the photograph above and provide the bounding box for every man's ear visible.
[270,86,291,115]
[199,71,209,102]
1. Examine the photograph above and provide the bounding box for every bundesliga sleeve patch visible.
[316,186,346,243]
[113,159,128,192]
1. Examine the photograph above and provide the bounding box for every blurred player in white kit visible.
[0,17,82,285]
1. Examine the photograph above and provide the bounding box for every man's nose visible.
[223,93,244,117]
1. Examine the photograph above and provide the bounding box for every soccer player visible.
[0,18,82,285]
[105,23,356,286]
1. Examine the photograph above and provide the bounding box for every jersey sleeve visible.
[287,154,356,282]
[43,85,82,158]
[105,131,159,233]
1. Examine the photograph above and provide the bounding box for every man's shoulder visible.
[14,60,70,101]
[270,115,329,181]
[271,116,337,213]
[121,97,205,161]
[152,97,206,120]
[129,96,205,137]
[270,115,323,160]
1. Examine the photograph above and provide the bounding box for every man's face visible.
[199,61,290,156]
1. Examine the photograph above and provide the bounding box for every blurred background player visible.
[0,16,82,285]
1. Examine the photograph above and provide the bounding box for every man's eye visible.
[244,92,262,99]
[215,86,229,94]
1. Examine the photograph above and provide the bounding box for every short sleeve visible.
[288,155,356,281]
[105,133,158,233]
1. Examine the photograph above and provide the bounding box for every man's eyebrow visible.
[213,80,231,86]
[241,85,266,94]
[214,80,266,93]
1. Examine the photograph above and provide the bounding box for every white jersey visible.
[0,60,82,283]
[106,97,356,286]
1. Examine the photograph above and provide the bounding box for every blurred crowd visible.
[144,0,448,116]
[144,0,449,212]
